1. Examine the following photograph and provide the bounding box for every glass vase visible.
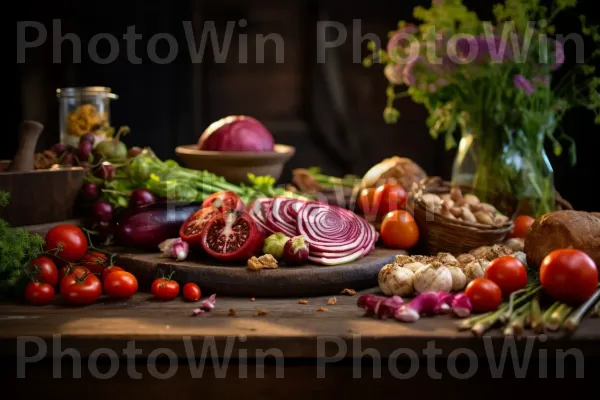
[451,126,556,218]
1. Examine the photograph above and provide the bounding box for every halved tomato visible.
[179,207,222,248]
[201,191,245,213]
[201,211,263,262]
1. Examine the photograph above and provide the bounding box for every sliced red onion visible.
[266,197,303,237]
[297,201,377,265]
[248,198,274,234]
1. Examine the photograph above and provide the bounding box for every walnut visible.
[316,307,329,312]
[298,299,309,304]
[247,254,278,270]
[393,254,415,267]
[256,309,269,316]
[327,297,337,305]
[456,253,476,267]
[340,288,356,296]
[435,252,459,267]
[228,308,237,316]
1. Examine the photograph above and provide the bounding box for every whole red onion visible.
[197,115,275,152]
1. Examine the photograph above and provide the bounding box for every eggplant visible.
[116,201,201,250]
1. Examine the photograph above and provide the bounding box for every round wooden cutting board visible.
[114,247,403,297]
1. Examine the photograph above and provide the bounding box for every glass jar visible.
[451,125,556,218]
[56,87,118,148]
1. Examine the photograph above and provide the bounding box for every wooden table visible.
[1,289,598,398]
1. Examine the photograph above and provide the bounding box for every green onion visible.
[546,303,573,331]
[530,295,544,333]
[563,288,600,332]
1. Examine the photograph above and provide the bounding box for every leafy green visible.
[0,191,45,299]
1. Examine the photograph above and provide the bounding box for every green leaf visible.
[0,191,9,208]
[307,166,321,175]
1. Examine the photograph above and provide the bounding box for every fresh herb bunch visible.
[86,148,310,208]
[0,192,45,298]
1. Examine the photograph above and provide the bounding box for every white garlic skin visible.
[413,264,453,294]
[378,264,415,296]
[447,266,467,291]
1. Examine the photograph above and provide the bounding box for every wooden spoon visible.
[8,120,44,172]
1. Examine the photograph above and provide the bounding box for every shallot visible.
[450,294,472,318]
[357,294,404,319]
[394,292,439,322]
[158,238,189,261]
[282,235,310,265]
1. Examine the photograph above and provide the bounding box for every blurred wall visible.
[13,0,600,211]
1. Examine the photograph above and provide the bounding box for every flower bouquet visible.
[365,0,599,217]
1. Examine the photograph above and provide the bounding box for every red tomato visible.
[151,278,180,300]
[59,265,90,281]
[29,256,58,286]
[79,251,109,274]
[24,282,55,305]
[357,188,376,218]
[540,249,598,303]
[508,215,535,239]
[380,210,419,249]
[101,266,124,281]
[60,269,102,305]
[202,191,245,213]
[465,278,503,313]
[44,224,88,262]
[373,184,408,218]
[103,271,138,299]
[183,283,201,302]
[485,256,528,296]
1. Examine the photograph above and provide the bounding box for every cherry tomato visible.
[508,215,535,239]
[59,265,90,281]
[540,249,598,304]
[201,191,245,213]
[44,224,88,262]
[79,251,109,274]
[357,188,376,217]
[183,283,201,302]
[485,256,528,297]
[373,184,408,218]
[24,282,55,305]
[29,256,58,286]
[102,266,124,281]
[103,271,138,299]
[380,210,419,249]
[465,278,503,313]
[151,278,180,300]
[60,269,102,305]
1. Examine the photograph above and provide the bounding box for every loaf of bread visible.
[525,210,600,268]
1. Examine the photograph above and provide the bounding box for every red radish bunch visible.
[248,197,378,265]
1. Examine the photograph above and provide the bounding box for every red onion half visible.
[296,201,377,265]
[197,116,275,152]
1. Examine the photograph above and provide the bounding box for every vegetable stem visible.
[546,303,573,331]
[530,295,544,333]
[563,288,600,332]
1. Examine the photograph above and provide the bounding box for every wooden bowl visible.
[175,144,295,184]
[0,163,85,227]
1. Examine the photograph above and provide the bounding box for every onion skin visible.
[197,115,275,152]
[116,202,201,250]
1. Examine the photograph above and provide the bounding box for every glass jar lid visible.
[56,86,118,99]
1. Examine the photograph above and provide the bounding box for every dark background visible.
[13,0,599,211]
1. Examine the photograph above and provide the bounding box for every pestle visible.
[8,120,44,172]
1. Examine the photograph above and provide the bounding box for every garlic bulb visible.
[393,254,415,267]
[378,264,415,296]
[447,266,467,291]
[413,264,453,293]
[464,260,488,282]
[457,253,476,267]
[512,251,528,267]
[403,262,426,274]
[436,252,459,267]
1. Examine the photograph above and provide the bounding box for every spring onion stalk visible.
[503,302,530,337]
[530,295,544,333]
[563,288,600,332]
[542,301,560,323]
[458,311,494,330]
[546,304,573,331]
[593,299,600,317]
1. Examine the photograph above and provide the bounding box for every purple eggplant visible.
[115,201,201,250]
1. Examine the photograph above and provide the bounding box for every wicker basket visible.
[411,178,515,255]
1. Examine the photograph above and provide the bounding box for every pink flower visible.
[387,24,419,63]
[513,74,535,96]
